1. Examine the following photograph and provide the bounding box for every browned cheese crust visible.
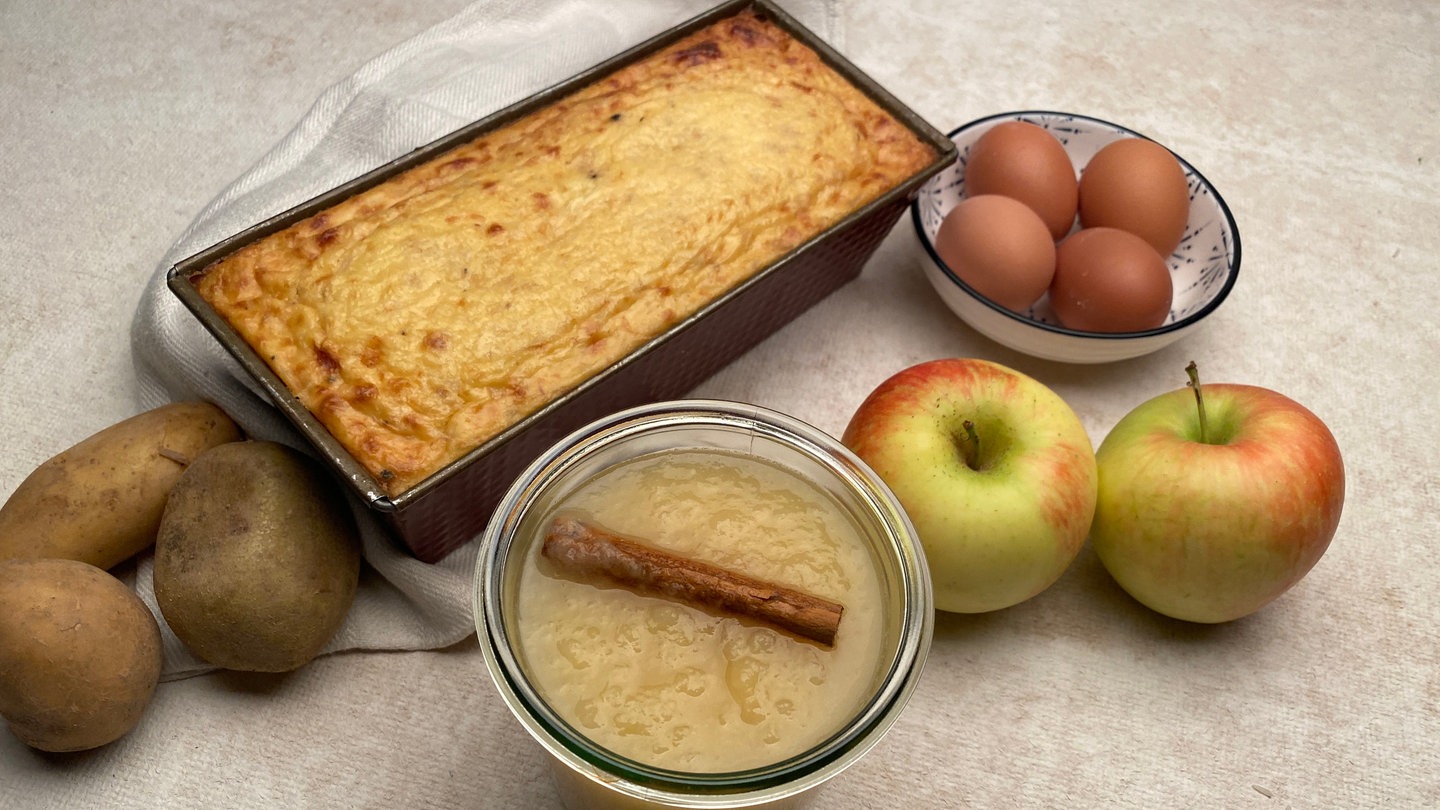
[192,9,936,496]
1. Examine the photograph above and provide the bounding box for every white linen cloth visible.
[129,0,846,680]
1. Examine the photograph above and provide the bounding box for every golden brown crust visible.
[192,9,935,496]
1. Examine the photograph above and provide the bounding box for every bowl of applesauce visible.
[474,400,933,809]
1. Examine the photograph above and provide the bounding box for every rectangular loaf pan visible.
[167,0,957,562]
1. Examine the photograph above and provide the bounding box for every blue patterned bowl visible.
[911,110,1240,364]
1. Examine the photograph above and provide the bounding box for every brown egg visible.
[1078,137,1190,257]
[1050,227,1172,332]
[964,121,1078,240]
[934,195,1056,312]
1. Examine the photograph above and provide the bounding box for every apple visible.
[1090,363,1345,623]
[842,358,1097,613]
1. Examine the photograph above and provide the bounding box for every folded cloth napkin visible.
[129,0,846,680]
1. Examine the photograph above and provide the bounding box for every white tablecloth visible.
[2,0,1437,806]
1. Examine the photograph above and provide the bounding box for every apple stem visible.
[958,419,981,471]
[1186,361,1210,445]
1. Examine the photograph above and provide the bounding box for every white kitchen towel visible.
[129,0,847,680]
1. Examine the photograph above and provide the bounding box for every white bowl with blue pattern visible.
[912,110,1240,364]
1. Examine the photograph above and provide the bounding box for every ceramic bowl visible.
[911,110,1240,364]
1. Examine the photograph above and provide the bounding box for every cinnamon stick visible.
[541,517,844,647]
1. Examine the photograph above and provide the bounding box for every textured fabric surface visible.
[127,0,848,680]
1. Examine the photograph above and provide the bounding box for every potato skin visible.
[0,558,164,752]
[0,400,243,569]
[153,441,361,673]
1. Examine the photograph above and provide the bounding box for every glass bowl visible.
[474,400,932,809]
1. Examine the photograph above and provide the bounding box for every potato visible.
[0,400,242,569]
[153,440,360,673]
[0,558,164,752]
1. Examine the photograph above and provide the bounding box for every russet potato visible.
[153,440,361,673]
[0,558,164,752]
[0,400,242,569]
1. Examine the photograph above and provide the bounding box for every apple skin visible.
[1090,383,1345,623]
[842,358,1097,614]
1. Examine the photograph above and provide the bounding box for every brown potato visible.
[0,558,164,752]
[0,400,242,569]
[154,440,360,673]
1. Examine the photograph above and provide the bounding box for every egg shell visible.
[1078,137,1190,257]
[934,194,1056,312]
[964,121,1078,241]
[1050,227,1173,332]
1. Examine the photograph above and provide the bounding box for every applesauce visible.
[477,400,931,809]
[514,449,886,772]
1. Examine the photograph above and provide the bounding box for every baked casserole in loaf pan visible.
[168,0,956,562]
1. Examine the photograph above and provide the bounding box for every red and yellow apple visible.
[842,358,1097,613]
[1090,364,1345,623]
